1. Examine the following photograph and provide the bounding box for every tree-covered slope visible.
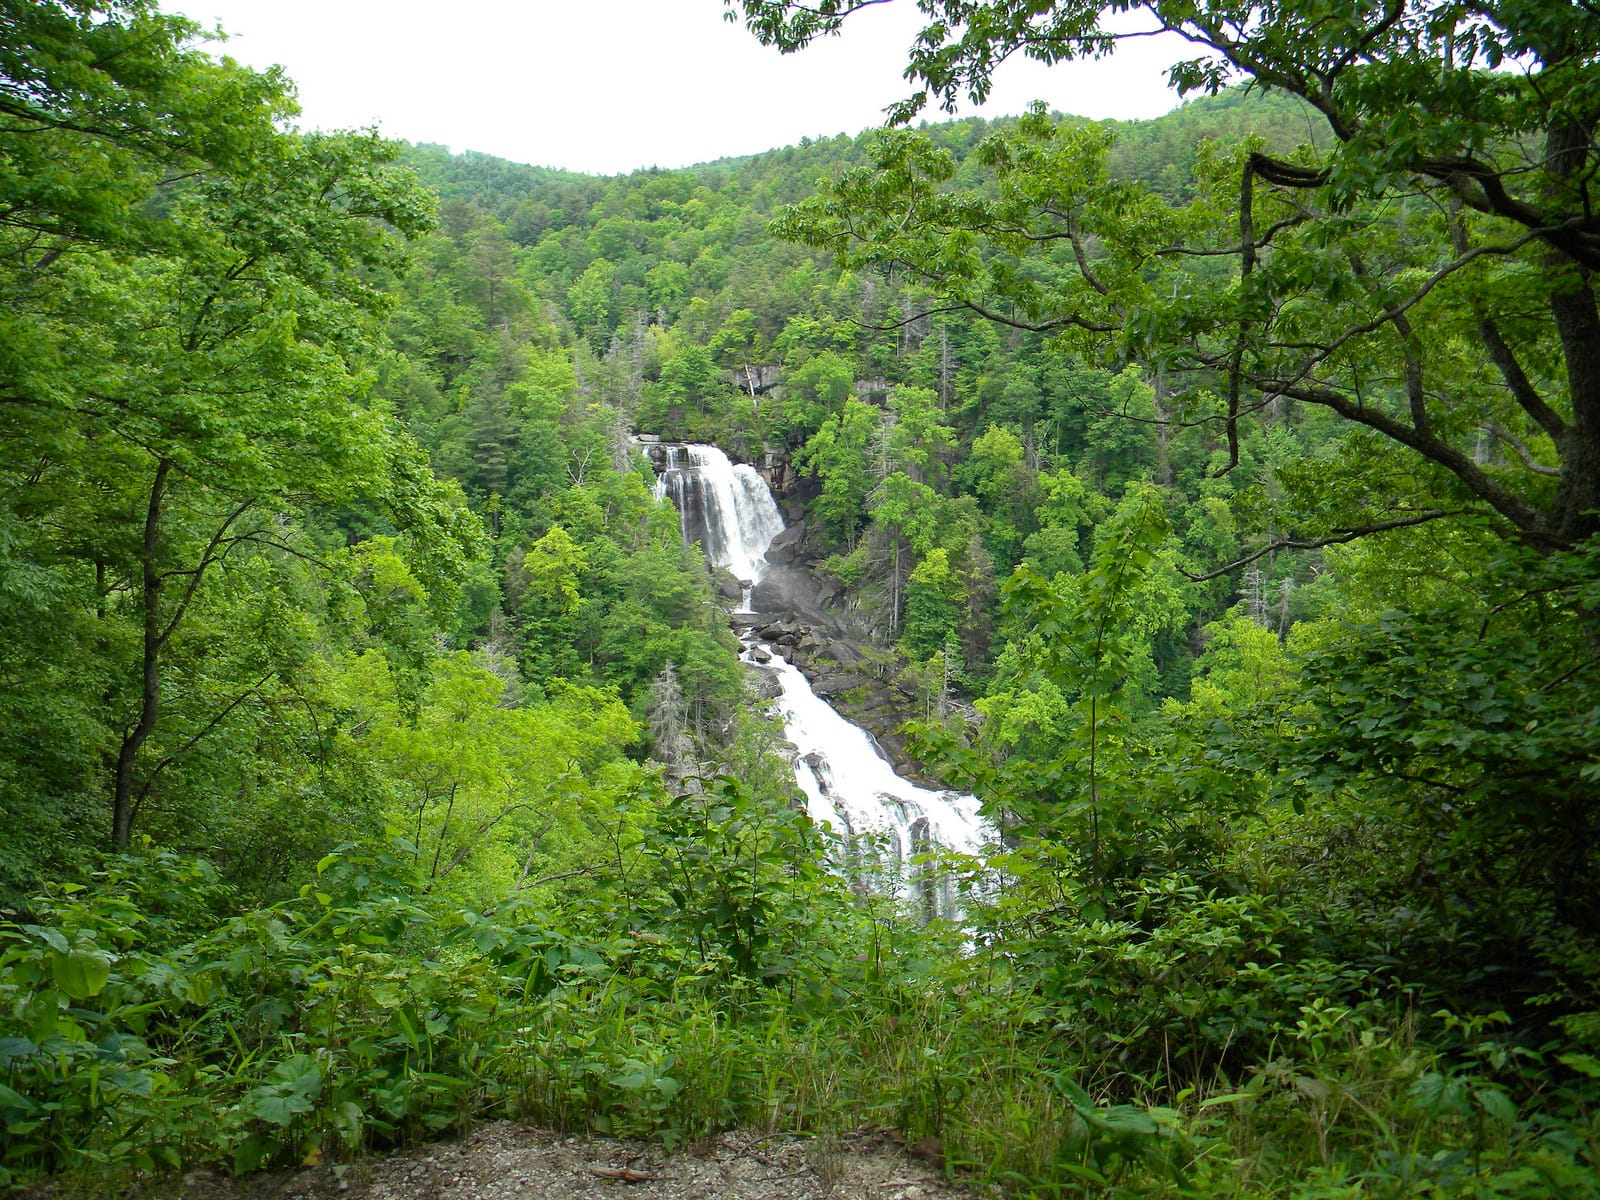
[1,4,1595,1195]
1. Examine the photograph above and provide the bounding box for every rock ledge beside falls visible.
[729,518,957,792]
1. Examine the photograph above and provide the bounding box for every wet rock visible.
[753,619,798,642]
[712,567,744,603]
[810,673,871,697]
[763,520,807,564]
[818,638,865,666]
[750,563,844,625]
[745,665,783,700]
[851,689,894,713]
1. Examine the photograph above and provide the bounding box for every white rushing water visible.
[651,444,785,593]
[647,440,991,913]
[749,644,989,860]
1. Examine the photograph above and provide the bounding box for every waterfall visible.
[651,443,785,593]
[749,643,988,914]
[646,440,991,914]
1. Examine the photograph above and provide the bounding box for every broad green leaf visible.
[0,1038,37,1064]
[51,949,113,999]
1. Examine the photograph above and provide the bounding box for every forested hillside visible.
[1,2,1596,1196]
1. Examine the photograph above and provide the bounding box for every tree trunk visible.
[891,536,902,634]
[1544,109,1600,545]
[1549,275,1600,543]
[112,458,170,847]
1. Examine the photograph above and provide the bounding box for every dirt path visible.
[146,1124,987,1200]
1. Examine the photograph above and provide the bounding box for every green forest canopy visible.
[0,2,1596,1195]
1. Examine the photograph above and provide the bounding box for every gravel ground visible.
[101,1124,986,1200]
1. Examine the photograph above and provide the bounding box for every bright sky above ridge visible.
[167,1,1187,176]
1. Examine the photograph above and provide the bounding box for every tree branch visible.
[1485,422,1561,477]
[155,499,256,650]
[1448,205,1570,440]
[1261,376,1554,538]
[1217,156,1256,477]
[1178,510,1465,582]
[1067,215,1110,296]
[961,297,1113,334]
[131,669,277,822]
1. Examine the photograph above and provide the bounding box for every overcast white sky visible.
[166,1,1187,175]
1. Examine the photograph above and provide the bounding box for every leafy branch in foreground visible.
[733,0,1600,549]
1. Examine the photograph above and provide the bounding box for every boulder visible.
[744,665,783,701]
[850,689,894,713]
[750,564,844,627]
[763,521,807,564]
[812,575,844,606]
[810,673,871,697]
[712,568,744,604]
[817,638,865,666]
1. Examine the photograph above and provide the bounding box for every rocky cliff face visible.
[739,521,949,790]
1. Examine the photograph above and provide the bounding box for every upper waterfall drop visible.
[650,443,785,589]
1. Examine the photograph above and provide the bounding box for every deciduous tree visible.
[728,0,1600,550]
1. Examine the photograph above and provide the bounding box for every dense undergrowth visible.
[4,770,1597,1198]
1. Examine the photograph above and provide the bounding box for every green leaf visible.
[24,926,69,954]
[1058,1161,1110,1184]
[51,948,113,999]
[233,1132,280,1174]
[1475,1087,1517,1126]
[1051,1072,1093,1108]
[248,1089,317,1126]
[1198,1091,1256,1108]
[1090,1106,1159,1136]
[1557,1052,1600,1079]
[336,1100,365,1134]
[0,1037,38,1064]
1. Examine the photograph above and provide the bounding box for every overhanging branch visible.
[1260,375,1554,539]
[1178,509,1466,582]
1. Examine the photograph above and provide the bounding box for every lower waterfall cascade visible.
[645,439,992,909]
[747,641,988,908]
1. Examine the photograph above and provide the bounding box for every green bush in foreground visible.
[3,808,1596,1198]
